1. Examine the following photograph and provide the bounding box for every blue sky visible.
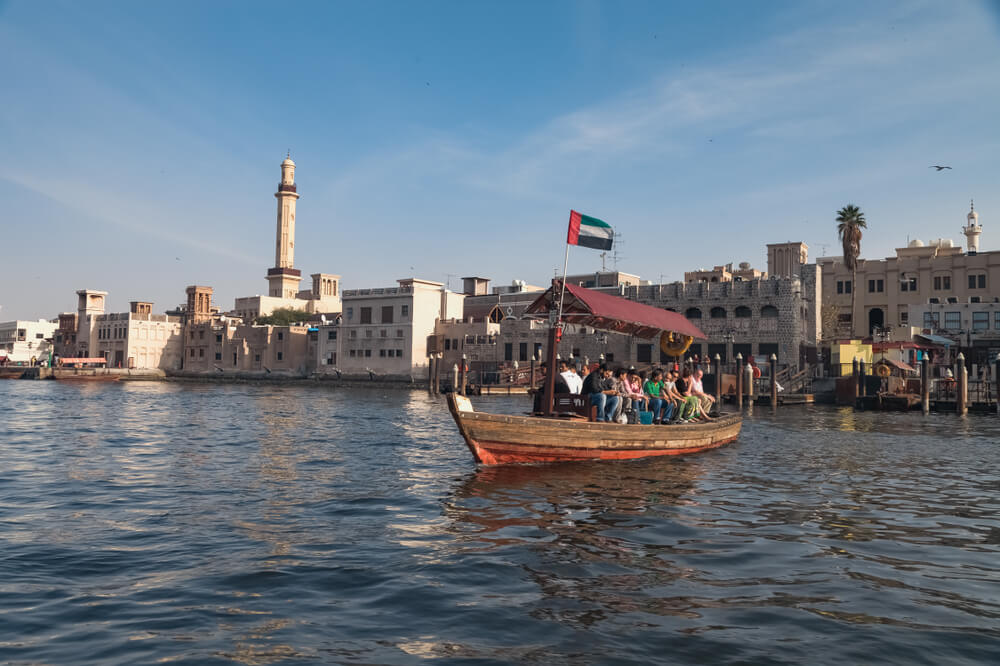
[2,0,999,319]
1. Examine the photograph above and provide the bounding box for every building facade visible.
[0,319,57,363]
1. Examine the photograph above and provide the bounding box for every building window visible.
[350,330,357,339]
[760,305,779,318]
[380,349,386,357]
[365,329,373,338]
[685,307,702,319]
[328,330,337,340]
[735,306,752,318]
[973,312,989,330]
[969,274,986,289]
[380,329,387,338]
[401,305,409,318]
[836,281,843,294]
[504,342,513,361]
[637,344,652,363]
[534,342,543,359]
[572,347,581,358]
[944,312,961,330]
[900,278,917,292]
[933,275,951,290]
[923,312,939,328]
[995,312,1000,329]
[452,338,458,350]
[189,348,195,357]
[215,352,222,360]
[364,349,371,357]
[900,311,909,325]
[519,342,528,361]
[710,306,727,318]
[350,349,356,357]
[382,306,393,324]
[444,339,451,350]
[199,330,204,339]
[868,279,883,293]
[277,332,284,341]
[346,307,353,320]
[216,334,222,342]
[359,307,372,324]
[255,354,261,362]
[277,352,283,360]
[845,280,852,294]
[199,349,204,357]
[397,329,404,338]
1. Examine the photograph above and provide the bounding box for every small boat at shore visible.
[446,281,742,465]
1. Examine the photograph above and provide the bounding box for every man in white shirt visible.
[690,368,715,414]
[560,361,583,394]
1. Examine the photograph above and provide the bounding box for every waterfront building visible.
[328,278,465,381]
[182,319,312,374]
[0,318,57,363]
[818,202,1000,362]
[232,156,342,322]
[685,262,767,284]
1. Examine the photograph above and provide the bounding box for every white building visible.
[0,319,57,364]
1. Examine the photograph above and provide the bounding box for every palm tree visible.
[836,204,867,337]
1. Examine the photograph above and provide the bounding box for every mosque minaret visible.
[963,199,982,255]
[267,154,302,298]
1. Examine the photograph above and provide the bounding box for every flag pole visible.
[557,242,570,322]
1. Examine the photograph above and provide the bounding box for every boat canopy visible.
[524,281,706,340]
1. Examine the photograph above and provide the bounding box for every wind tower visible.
[963,199,982,255]
[267,153,302,298]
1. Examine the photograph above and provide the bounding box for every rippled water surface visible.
[1,381,999,664]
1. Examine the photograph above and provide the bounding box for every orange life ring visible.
[752,366,762,379]
[659,331,693,357]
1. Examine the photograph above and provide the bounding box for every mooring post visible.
[452,363,459,395]
[995,355,1000,415]
[735,352,744,407]
[433,352,442,395]
[769,354,778,413]
[957,352,968,416]
[921,355,930,415]
[745,363,754,402]
[859,359,867,397]
[460,353,468,395]
[713,354,722,410]
[529,354,535,392]
[853,358,860,401]
[428,355,435,394]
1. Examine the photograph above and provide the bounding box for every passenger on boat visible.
[642,369,667,424]
[690,368,716,415]
[583,363,620,422]
[560,361,583,394]
[622,368,646,413]
[533,363,572,413]
[663,369,685,423]
[677,368,711,422]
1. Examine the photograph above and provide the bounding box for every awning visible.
[877,358,916,372]
[524,282,706,340]
[915,333,954,347]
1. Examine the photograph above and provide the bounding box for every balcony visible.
[277,183,297,193]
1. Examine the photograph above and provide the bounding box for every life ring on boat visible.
[876,364,891,378]
[752,366,762,379]
[659,331,693,357]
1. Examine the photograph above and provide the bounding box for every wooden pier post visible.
[745,363,754,403]
[735,352,743,407]
[769,353,778,413]
[920,355,930,415]
[428,355,435,394]
[529,353,535,392]
[460,354,468,395]
[859,359,867,397]
[452,363,459,395]
[995,356,1000,414]
[713,353,722,410]
[957,352,967,416]
[853,358,860,400]
[433,352,442,395]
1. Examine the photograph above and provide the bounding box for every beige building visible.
[0,319,57,364]
[331,278,465,380]
[182,320,312,374]
[54,290,183,369]
[685,262,767,283]
[233,156,341,322]
[818,203,999,342]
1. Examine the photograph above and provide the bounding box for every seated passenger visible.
[642,369,667,424]
[623,368,646,413]
[583,363,620,422]
[560,361,583,394]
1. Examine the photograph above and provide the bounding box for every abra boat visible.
[446,281,742,465]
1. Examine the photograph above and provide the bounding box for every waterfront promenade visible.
[1,381,998,664]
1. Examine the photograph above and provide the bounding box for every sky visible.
[2,0,999,320]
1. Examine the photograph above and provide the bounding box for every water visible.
[1,381,999,665]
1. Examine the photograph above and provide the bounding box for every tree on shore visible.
[836,204,867,337]
[255,307,311,326]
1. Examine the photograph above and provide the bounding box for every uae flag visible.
[566,210,613,250]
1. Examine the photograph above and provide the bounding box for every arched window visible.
[761,305,779,318]
[685,307,702,319]
[710,306,727,319]
[735,305,752,318]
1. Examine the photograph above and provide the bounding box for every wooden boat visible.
[447,393,741,464]
[445,281,742,465]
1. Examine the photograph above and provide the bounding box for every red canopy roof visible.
[524,282,706,340]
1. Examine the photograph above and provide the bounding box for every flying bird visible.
[929,165,952,171]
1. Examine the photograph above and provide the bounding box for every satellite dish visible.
[219,315,226,323]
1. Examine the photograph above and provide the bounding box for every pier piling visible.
[735,352,743,408]
[769,354,778,413]
[957,352,968,416]
[452,363,459,395]
[853,359,860,401]
[859,359,867,397]
[713,354,721,409]
[921,356,930,415]
[460,354,468,395]
[745,363,754,402]
[428,355,435,394]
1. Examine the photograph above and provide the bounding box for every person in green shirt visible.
[642,369,667,423]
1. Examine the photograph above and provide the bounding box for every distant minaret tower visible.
[266,153,303,298]
[963,199,982,255]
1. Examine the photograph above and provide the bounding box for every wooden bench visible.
[531,392,598,420]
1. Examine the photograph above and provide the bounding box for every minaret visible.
[266,153,303,298]
[963,199,982,255]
